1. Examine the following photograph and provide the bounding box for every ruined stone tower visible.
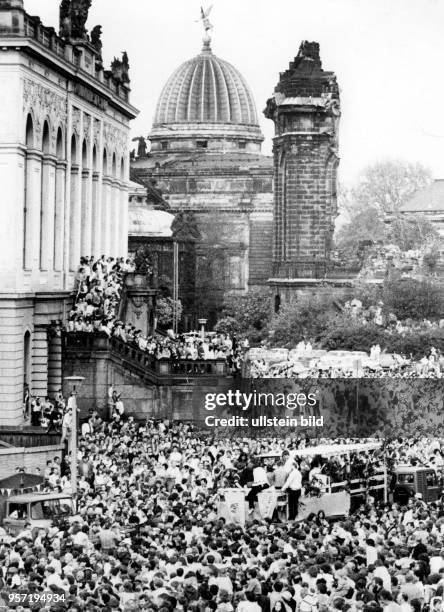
[264,41,341,303]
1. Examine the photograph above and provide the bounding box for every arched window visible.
[25,114,34,147]
[56,127,64,159]
[71,134,77,164]
[82,139,88,168]
[102,149,107,175]
[120,157,125,180]
[92,145,98,172]
[111,152,117,177]
[40,121,50,268]
[23,115,34,268]
[42,121,50,154]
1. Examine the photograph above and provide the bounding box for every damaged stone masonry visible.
[265,41,341,287]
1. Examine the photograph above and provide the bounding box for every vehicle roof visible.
[6,493,72,504]
[395,465,433,473]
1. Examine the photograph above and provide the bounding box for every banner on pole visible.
[220,489,246,526]
[257,487,278,519]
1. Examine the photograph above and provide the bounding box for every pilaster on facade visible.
[0,0,138,425]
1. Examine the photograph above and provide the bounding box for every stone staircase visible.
[63,332,229,385]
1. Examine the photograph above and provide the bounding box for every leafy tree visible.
[268,289,341,347]
[334,206,385,264]
[156,297,183,329]
[351,280,384,308]
[387,214,439,251]
[321,321,387,352]
[382,277,444,320]
[388,330,444,358]
[335,160,432,260]
[215,289,271,337]
[351,159,431,215]
[213,316,240,337]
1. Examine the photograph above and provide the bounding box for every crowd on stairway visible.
[67,256,243,371]
[1,407,444,611]
[67,256,134,335]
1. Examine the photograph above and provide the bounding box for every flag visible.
[258,487,278,519]
[223,490,246,526]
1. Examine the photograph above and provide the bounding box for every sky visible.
[30,0,444,186]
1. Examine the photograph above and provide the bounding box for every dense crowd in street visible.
[9,257,437,611]
[1,409,444,611]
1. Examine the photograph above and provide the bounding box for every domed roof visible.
[150,39,263,146]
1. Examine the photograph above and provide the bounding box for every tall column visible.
[91,171,101,258]
[54,160,67,271]
[40,155,57,271]
[101,176,111,255]
[120,184,128,257]
[112,180,120,256]
[80,168,92,257]
[24,150,42,272]
[0,301,27,426]
[32,325,48,400]
[69,164,81,270]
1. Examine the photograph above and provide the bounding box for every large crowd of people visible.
[1,404,444,611]
[67,256,243,372]
[248,339,444,379]
[64,256,444,382]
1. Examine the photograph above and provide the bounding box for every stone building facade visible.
[265,42,341,306]
[131,34,273,314]
[0,0,137,424]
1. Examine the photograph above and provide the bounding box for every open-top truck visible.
[0,491,76,536]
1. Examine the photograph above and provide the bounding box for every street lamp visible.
[63,376,84,508]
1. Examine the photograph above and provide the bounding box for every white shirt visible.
[282,468,302,491]
[252,467,268,486]
[237,602,261,612]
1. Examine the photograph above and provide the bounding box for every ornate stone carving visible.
[83,114,91,142]
[93,119,101,145]
[90,25,102,55]
[110,52,130,84]
[171,211,201,241]
[59,0,92,39]
[72,107,81,136]
[103,122,128,156]
[132,136,147,158]
[23,78,67,148]
[59,0,71,38]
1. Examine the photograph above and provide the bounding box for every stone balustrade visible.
[63,332,229,380]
